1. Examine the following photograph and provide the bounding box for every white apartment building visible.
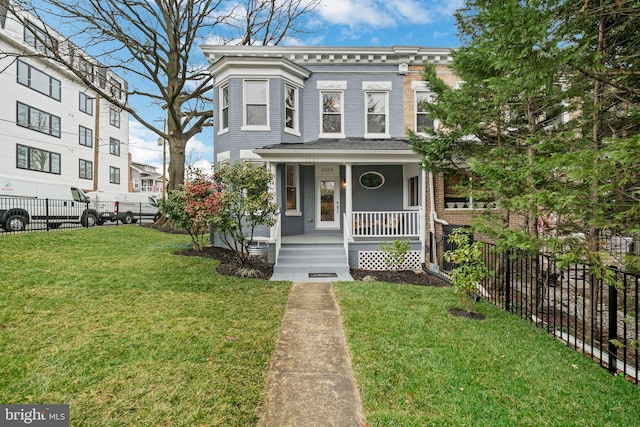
[0,4,129,192]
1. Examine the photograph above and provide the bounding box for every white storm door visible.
[316,176,340,229]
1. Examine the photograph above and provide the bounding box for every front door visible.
[315,166,340,230]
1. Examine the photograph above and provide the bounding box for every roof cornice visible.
[200,45,454,67]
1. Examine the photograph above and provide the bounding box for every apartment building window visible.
[79,125,93,148]
[17,144,61,174]
[77,57,94,82]
[17,60,61,101]
[110,78,122,100]
[0,4,7,29]
[285,84,299,134]
[79,159,93,180]
[243,80,268,129]
[16,102,61,137]
[24,21,58,56]
[365,91,388,137]
[110,166,120,184]
[219,84,229,132]
[320,91,343,136]
[97,67,107,89]
[79,92,93,115]
[109,137,121,156]
[285,164,300,215]
[109,108,121,128]
[416,91,434,132]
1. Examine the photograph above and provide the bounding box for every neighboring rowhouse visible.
[0,4,129,193]
[201,45,483,271]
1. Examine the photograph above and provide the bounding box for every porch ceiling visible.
[254,138,421,164]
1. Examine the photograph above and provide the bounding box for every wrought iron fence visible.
[429,232,639,385]
[0,197,154,234]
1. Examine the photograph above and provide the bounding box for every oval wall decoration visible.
[359,171,385,189]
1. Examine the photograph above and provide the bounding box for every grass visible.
[0,227,291,426]
[334,281,640,427]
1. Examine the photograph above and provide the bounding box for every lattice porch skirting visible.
[358,250,422,271]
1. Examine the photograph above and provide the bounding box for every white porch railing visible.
[352,210,421,238]
[273,212,281,264]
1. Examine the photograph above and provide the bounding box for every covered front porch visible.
[254,139,428,271]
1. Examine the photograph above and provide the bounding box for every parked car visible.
[0,175,97,232]
[86,191,160,224]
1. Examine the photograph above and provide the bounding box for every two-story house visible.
[202,45,474,276]
[0,4,129,193]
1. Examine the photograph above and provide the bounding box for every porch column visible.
[345,163,353,238]
[269,162,278,242]
[421,168,427,265]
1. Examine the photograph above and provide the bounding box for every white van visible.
[86,191,160,224]
[0,175,97,231]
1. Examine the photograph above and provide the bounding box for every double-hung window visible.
[109,137,120,156]
[110,166,120,184]
[285,164,301,215]
[17,60,61,101]
[17,102,60,137]
[365,91,388,137]
[79,92,93,115]
[243,80,268,129]
[320,91,343,137]
[79,125,93,147]
[415,91,434,132]
[219,83,229,133]
[109,108,120,128]
[79,159,93,180]
[285,84,299,135]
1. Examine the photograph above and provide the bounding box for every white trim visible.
[218,83,229,135]
[364,90,390,139]
[285,163,301,216]
[284,83,299,135]
[411,80,428,90]
[319,90,345,138]
[362,81,392,91]
[242,79,270,131]
[216,150,230,164]
[317,80,347,90]
[403,164,421,210]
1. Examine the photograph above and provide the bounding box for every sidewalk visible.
[257,282,365,426]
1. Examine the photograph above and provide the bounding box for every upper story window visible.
[77,57,94,83]
[109,108,121,128]
[109,137,121,156]
[79,159,93,180]
[285,84,299,135]
[16,102,61,137]
[219,84,229,133]
[24,21,58,57]
[365,91,388,137]
[79,92,93,116]
[320,91,343,137]
[79,125,93,148]
[110,166,121,184]
[17,144,61,175]
[97,67,107,89]
[243,80,269,129]
[17,60,61,101]
[415,91,435,132]
[110,78,122,100]
[0,4,7,29]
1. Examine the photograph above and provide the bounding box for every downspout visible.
[429,171,448,269]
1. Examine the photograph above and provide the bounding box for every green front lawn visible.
[335,281,640,427]
[0,227,290,426]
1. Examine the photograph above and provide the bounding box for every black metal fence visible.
[0,197,155,234]
[429,232,639,385]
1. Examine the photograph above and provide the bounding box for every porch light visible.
[341,178,347,190]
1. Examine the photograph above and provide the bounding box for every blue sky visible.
[128,0,463,172]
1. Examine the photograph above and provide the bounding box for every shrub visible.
[380,239,411,271]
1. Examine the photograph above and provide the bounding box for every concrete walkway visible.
[257,282,365,426]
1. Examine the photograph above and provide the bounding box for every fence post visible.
[608,282,618,374]
[505,249,511,312]
[45,198,50,231]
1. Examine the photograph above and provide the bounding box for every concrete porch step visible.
[272,243,353,282]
